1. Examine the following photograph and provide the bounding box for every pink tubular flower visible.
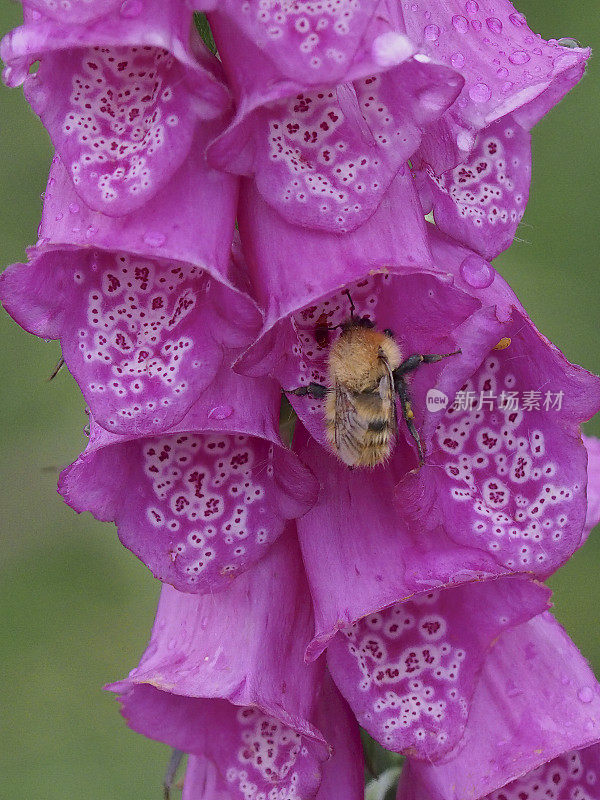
[58,369,317,592]
[396,613,600,800]
[198,0,398,86]
[405,0,590,258]
[1,1,229,214]
[238,212,600,579]
[108,530,364,800]
[207,22,463,234]
[0,155,260,435]
[325,577,550,759]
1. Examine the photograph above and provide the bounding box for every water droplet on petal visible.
[143,231,166,247]
[509,50,531,65]
[451,52,466,68]
[452,15,469,33]
[69,202,80,214]
[465,0,479,12]
[579,687,594,704]
[120,0,143,17]
[471,19,482,31]
[460,255,494,289]
[468,82,492,103]
[557,37,581,49]
[486,17,502,33]
[509,12,527,27]
[371,32,414,67]
[208,405,233,421]
[424,24,441,41]
[496,67,509,78]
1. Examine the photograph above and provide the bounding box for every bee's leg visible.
[395,376,425,466]
[163,748,185,800]
[394,349,461,377]
[288,382,329,399]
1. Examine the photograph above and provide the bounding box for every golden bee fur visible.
[325,325,401,467]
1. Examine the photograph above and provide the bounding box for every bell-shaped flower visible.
[205,10,463,234]
[108,530,363,800]
[181,675,363,800]
[198,0,399,87]
[407,0,590,258]
[396,613,600,800]
[58,371,318,592]
[413,116,532,259]
[325,577,550,759]
[0,151,259,435]
[1,1,229,214]
[237,202,600,586]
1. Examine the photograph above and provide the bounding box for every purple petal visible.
[182,675,363,800]
[209,44,462,233]
[108,531,330,800]
[415,117,531,259]
[402,0,589,172]
[2,4,230,213]
[419,304,599,576]
[0,137,258,436]
[294,288,600,653]
[206,0,386,87]
[583,435,600,540]
[398,613,600,799]
[483,745,600,800]
[326,578,549,759]
[23,1,122,25]
[58,372,318,592]
[236,170,434,381]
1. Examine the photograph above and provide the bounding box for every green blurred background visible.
[0,2,599,798]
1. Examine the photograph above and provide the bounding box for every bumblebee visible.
[290,291,460,468]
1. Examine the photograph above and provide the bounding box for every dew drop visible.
[452,15,469,33]
[509,50,531,65]
[496,67,509,78]
[120,0,143,16]
[208,405,234,421]
[486,17,502,33]
[468,82,492,103]
[471,20,482,31]
[372,32,414,67]
[578,687,594,704]
[460,254,494,288]
[450,52,465,68]
[143,231,167,247]
[465,0,479,12]
[509,13,526,27]
[557,37,581,49]
[424,24,440,40]
[69,202,80,214]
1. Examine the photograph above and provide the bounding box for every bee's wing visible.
[333,382,369,464]
[379,355,398,436]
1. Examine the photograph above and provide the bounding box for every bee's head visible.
[342,315,374,332]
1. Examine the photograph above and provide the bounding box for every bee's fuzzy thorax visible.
[328,325,401,392]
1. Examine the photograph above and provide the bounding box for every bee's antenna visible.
[343,289,356,321]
